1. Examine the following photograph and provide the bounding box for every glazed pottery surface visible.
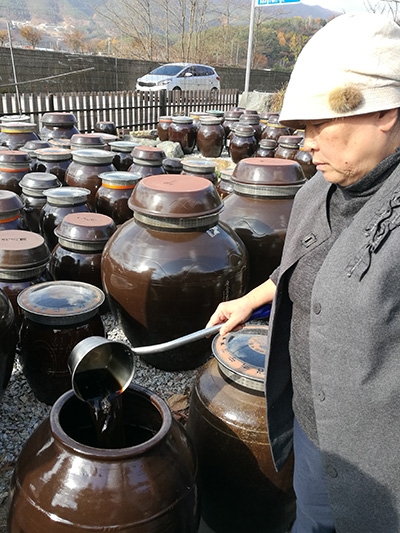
[95,171,140,224]
[20,172,62,233]
[0,190,24,231]
[0,150,31,195]
[0,288,17,400]
[8,384,200,532]
[40,112,79,141]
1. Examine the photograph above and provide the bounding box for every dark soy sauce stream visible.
[74,368,126,449]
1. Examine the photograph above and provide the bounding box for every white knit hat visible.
[279,13,400,128]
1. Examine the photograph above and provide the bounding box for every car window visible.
[177,68,191,78]
[150,65,184,76]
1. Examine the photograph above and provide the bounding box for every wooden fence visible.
[0,89,239,134]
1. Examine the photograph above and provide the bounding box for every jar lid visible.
[55,212,116,248]
[43,187,91,205]
[41,112,77,126]
[233,124,256,138]
[0,230,49,273]
[49,138,72,149]
[278,135,303,147]
[239,115,260,125]
[20,173,62,195]
[259,138,278,149]
[0,190,23,215]
[219,168,234,180]
[98,133,118,144]
[99,171,141,187]
[0,121,36,133]
[17,281,105,325]
[20,140,51,154]
[34,147,72,161]
[109,141,138,153]
[132,146,165,163]
[1,114,31,123]
[159,115,173,122]
[172,115,193,124]
[232,158,305,187]
[182,158,216,173]
[223,110,242,120]
[162,157,183,172]
[212,325,269,391]
[206,109,225,117]
[70,134,105,148]
[0,150,31,165]
[71,149,115,165]
[266,115,282,125]
[199,116,223,126]
[128,174,223,219]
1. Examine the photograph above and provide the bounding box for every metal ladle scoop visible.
[68,304,271,403]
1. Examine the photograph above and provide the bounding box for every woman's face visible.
[303,112,398,186]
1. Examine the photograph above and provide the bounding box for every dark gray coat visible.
[265,163,400,532]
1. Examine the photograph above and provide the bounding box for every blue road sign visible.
[257,0,301,5]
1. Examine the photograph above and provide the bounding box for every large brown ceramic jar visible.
[109,141,137,171]
[157,116,172,141]
[102,174,248,371]
[255,138,277,158]
[0,191,25,231]
[162,157,183,174]
[0,150,31,195]
[197,116,225,158]
[95,171,139,225]
[128,146,166,178]
[40,112,80,141]
[168,116,196,154]
[17,281,105,405]
[189,111,208,130]
[216,168,234,199]
[8,384,200,531]
[220,158,306,289]
[275,135,303,161]
[40,187,91,251]
[186,325,295,533]
[230,124,258,164]
[70,133,106,151]
[222,110,241,143]
[65,149,116,209]
[19,139,51,168]
[261,115,292,142]
[0,122,39,150]
[181,158,218,184]
[294,144,317,180]
[33,147,72,184]
[0,288,17,400]
[49,213,116,298]
[0,230,50,325]
[20,173,62,233]
[238,114,262,142]
[94,120,118,136]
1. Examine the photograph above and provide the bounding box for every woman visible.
[207,13,400,532]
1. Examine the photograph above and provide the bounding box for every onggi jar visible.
[102,174,248,371]
[0,150,32,195]
[39,112,79,141]
[216,168,234,199]
[220,158,306,289]
[109,141,138,171]
[238,114,262,142]
[70,133,105,151]
[49,212,116,293]
[33,147,72,184]
[0,288,17,401]
[128,146,166,178]
[162,157,183,174]
[0,230,50,325]
[222,110,241,142]
[96,171,140,225]
[255,138,277,158]
[17,281,105,405]
[229,124,258,164]
[40,187,91,251]
[274,135,303,161]
[261,115,292,142]
[0,190,25,231]
[186,325,295,533]
[168,116,196,154]
[181,159,218,184]
[94,120,117,136]
[157,116,173,141]
[197,116,225,158]
[65,149,116,209]
[0,122,39,150]
[19,173,62,233]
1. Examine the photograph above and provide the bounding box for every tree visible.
[18,25,42,48]
[0,30,8,46]
[365,0,400,21]
[63,29,88,53]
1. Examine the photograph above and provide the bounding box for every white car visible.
[136,63,220,92]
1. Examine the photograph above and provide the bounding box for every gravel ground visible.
[0,311,206,532]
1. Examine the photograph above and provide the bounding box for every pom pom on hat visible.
[328,86,363,114]
[279,13,400,127]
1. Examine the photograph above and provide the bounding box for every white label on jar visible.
[207,226,220,238]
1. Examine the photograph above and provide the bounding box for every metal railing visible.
[0,89,239,133]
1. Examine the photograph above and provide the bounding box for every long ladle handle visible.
[133,303,271,356]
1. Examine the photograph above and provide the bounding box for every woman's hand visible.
[206,297,255,336]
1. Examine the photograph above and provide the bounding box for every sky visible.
[303,0,371,13]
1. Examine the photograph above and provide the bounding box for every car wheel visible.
[211,87,219,93]
[172,87,182,93]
